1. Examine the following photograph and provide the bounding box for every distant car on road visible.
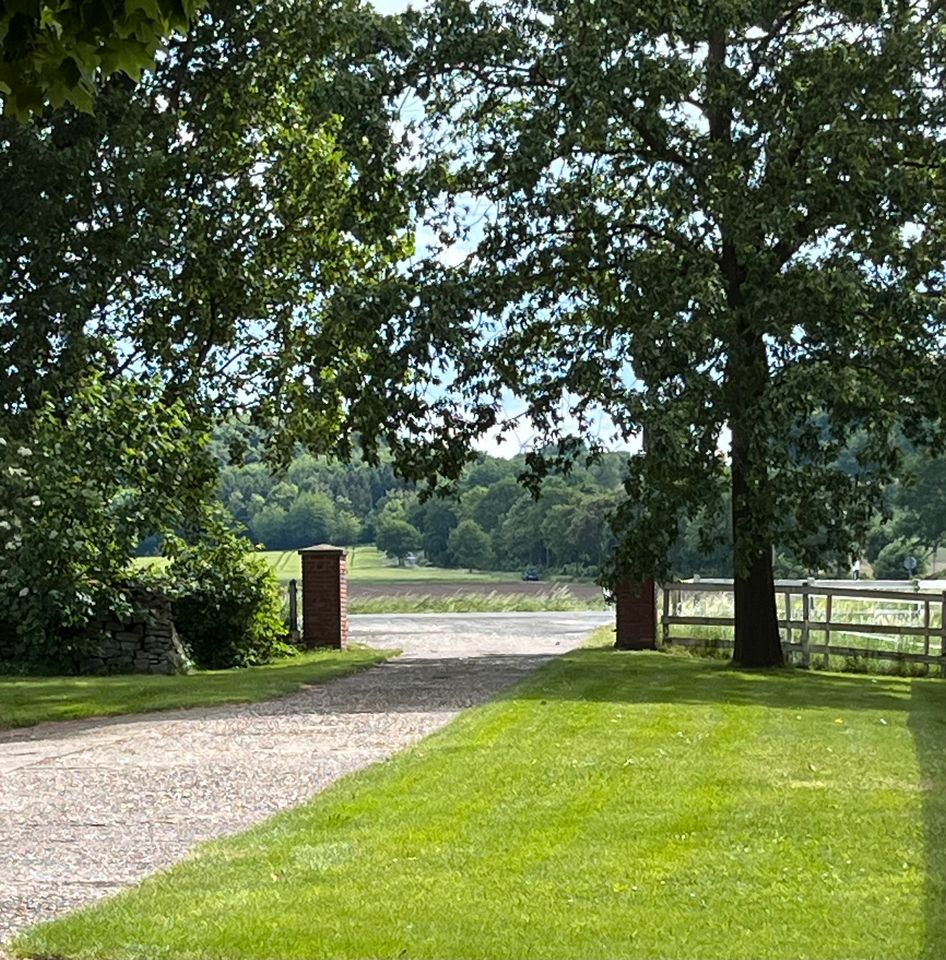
[522,566,541,581]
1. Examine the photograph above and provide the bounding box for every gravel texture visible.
[0,611,610,944]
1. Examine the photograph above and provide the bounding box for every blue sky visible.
[366,0,633,459]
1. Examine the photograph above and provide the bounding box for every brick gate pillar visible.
[298,545,348,649]
[615,577,657,650]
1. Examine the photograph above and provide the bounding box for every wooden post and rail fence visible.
[283,549,945,673]
[658,578,946,673]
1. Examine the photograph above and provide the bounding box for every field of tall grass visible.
[348,587,606,615]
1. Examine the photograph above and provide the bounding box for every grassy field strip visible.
[348,588,605,614]
[673,622,941,657]
[134,546,515,586]
[271,545,513,583]
[0,647,389,731]
[674,591,942,625]
[666,623,942,675]
[15,651,946,960]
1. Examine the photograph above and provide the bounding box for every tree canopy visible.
[376,518,422,564]
[395,0,946,665]
[448,519,493,571]
[0,0,414,460]
[0,0,421,662]
[0,0,202,118]
[0,375,215,662]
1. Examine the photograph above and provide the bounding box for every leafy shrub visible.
[164,528,288,669]
[865,524,896,564]
[0,376,215,670]
[872,540,927,580]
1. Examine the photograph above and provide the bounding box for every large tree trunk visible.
[731,517,783,667]
[708,26,783,666]
[729,379,784,668]
[732,558,781,666]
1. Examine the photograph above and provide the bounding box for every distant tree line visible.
[206,424,946,580]
[210,423,629,575]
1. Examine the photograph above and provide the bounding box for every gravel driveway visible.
[0,611,610,943]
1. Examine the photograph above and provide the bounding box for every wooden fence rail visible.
[659,579,946,673]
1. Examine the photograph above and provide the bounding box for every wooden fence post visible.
[801,584,811,669]
[287,578,300,642]
[923,598,931,677]
[644,579,944,671]
[662,586,671,646]
[941,591,946,678]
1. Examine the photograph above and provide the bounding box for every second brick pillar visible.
[615,578,657,650]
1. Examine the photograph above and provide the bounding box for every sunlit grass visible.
[16,650,946,960]
[134,545,513,585]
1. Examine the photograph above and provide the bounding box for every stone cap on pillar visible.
[298,544,346,555]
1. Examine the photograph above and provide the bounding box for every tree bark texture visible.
[730,480,784,667]
[707,28,783,667]
[728,331,785,668]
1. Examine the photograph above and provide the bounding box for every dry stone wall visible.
[0,588,191,675]
[83,589,191,675]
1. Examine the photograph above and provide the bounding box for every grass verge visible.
[14,650,946,960]
[348,587,605,615]
[0,646,390,731]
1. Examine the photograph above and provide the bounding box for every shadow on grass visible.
[908,682,946,960]
[510,648,916,713]
[1,646,926,743]
[0,653,554,745]
[4,643,944,957]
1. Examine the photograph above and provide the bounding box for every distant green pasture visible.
[134,545,512,585]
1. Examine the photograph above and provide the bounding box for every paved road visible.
[350,611,612,653]
[0,612,610,943]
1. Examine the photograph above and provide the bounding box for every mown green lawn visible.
[14,649,945,960]
[0,647,389,731]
